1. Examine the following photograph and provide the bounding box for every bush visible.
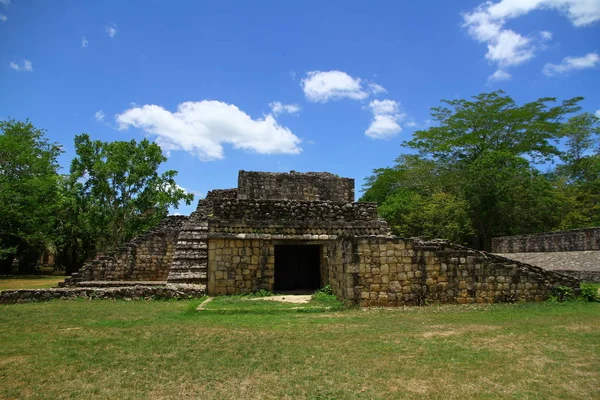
[550,286,575,302]
[580,285,599,302]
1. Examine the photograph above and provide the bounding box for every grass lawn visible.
[0,299,598,399]
[0,275,64,291]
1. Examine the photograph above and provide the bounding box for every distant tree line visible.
[0,120,193,275]
[361,91,600,250]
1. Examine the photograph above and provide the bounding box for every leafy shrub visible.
[316,284,333,295]
[549,286,575,302]
[580,285,599,302]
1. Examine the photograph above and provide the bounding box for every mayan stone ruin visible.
[3,170,580,305]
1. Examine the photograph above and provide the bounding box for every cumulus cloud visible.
[596,109,600,117]
[463,1,600,73]
[116,100,302,161]
[269,102,301,115]
[81,36,88,48]
[301,70,369,102]
[105,23,117,38]
[95,110,105,121]
[9,60,33,72]
[488,69,512,82]
[365,99,405,139]
[543,52,600,76]
[0,14,6,22]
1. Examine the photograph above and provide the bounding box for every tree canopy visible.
[362,91,600,250]
[0,120,62,273]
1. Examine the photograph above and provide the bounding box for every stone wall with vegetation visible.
[492,227,600,253]
[329,236,579,307]
[237,170,355,202]
[62,216,187,286]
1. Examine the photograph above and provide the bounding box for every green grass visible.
[0,299,598,399]
[199,293,345,313]
[0,275,64,291]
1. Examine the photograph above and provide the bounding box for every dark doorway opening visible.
[274,245,321,292]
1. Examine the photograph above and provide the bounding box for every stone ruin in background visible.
[48,170,580,306]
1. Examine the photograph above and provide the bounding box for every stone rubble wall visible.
[492,227,600,253]
[0,285,205,304]
[330,236,579,307]
[212,199,384,224]
[61,216,187,286]
[237,170,355,202]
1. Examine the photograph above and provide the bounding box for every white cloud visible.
[405,121,418,128]
[81,36,88,48]
[0,0,9,6]
[301,70,368,102]
[365,99,405,139]
[596,109,600,117]
[105,23,117,38]
[463,1,600,73]
[488,69,512,82]
[269,101,301,115]
[543,52,600,76]
[116,100,302,161]
[95,110,105,121]
[0,14,7,22]
[9,60,33,72]
[368,82,387,95]
[486,0,600,27]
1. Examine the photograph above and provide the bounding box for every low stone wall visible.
[492,227,600,253]
[0,285,206,304]
[62,216,187,286]
[330,237,579,307]
[237,170,354,202]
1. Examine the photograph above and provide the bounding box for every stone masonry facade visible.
[51,170,580,305]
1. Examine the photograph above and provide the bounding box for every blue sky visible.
[1,0,599,215]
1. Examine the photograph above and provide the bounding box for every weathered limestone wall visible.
[492,227,600,253]
[62,216,187,286]
[208,239,274,294]
[329,237,579,307]
[237,170,355,202]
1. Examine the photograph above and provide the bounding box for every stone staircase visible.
[166,213,209,285]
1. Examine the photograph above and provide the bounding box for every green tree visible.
[552,112,600,228]
[58,134,194,270]
[362,91,586,250]
[0,119,62,274]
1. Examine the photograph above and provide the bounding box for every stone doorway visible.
[274,245,321,292]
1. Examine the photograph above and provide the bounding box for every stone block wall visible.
[237,170,355,202]
[492,227,600,253]
[62,216,187,286]
[208,239,274,294]
[207,238,334,295]
[329,237,579,307]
